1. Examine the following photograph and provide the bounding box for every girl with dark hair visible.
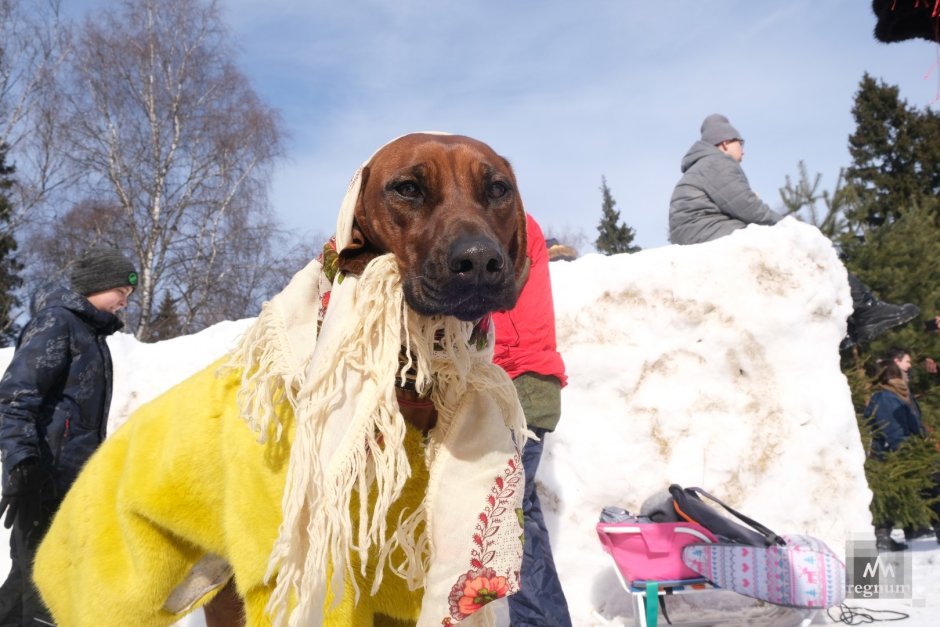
[864,356,928,552]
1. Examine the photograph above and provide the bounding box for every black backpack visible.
[667,484,786,547]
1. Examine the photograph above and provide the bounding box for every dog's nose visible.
[448,236,506,285]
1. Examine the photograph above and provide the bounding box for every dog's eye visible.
[487,181,510,200]
[394,181,421,199]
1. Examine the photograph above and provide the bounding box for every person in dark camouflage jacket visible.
[0,247,137,626]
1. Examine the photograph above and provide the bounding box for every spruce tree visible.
[779,161,855,240]
[842,203,940,326]
[0,144,22,345]
[841,201,940,425]
[146,293,182,342]
[595,176,640,255]
[844,73,940,228]
[837,75,940,531]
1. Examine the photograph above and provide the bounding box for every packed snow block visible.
[544,218,872,623]
[0,218,874,626]
[105,319,255,431]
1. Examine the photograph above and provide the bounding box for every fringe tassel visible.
[226,263,321,444]
[262,256,416,627]
[233,253,526,627]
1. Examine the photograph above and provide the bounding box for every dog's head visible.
[337,133,528,321]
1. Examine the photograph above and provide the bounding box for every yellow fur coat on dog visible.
[34,147,528,627]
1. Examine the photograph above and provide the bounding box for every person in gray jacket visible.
[669,114,783,245]
[669,113,919,348]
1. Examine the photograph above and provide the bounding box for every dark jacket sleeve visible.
[0,309,72,475]
[864,392,909,452]
[704,157,783,226]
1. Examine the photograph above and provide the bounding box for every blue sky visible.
[74,1,940,251]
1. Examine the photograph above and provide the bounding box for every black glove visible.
[0,459,44,529]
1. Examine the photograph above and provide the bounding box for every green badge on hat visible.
[128,272,138,286]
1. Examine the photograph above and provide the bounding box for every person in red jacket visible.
[493,213,570,626]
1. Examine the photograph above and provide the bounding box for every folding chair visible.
[596,522,715,627]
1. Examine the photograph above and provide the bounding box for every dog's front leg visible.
[396,388,437,433]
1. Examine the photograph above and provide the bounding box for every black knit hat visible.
[70,247,138,297]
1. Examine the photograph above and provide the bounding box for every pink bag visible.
[596,521,717,588]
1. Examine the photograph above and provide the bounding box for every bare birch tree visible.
[56,0,283,339]
[0,0,72,228]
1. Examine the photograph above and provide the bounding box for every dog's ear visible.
[336,218,383,276]
[337,166,384,275]
[512,207,530,296]
[506,160,529,295]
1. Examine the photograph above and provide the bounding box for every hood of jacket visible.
[679,140,730,174]
[30,281,124,336]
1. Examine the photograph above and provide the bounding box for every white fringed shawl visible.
[228,151,527,627]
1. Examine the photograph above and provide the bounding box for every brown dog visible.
[33,133,530,627]
[198,133,529,626]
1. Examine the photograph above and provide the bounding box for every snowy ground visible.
[1,219,937,625]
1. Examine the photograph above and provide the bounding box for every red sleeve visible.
[492,214,567,385]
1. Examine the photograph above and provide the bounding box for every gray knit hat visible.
[70,247,138,297]
[700,113,743,146]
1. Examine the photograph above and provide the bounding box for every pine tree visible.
[865,437,940,531]
[594,176,640,255]
[836,74,940,531]
[146,293,182,342]
[0,143,22,345]
[840,76,940,370]
[842,204,940,325]
[842,206,940,527]
[779,161,855,240]
[844,73,940,228]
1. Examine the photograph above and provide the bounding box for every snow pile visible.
[105,318,255,429]
[545,218,871,623]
